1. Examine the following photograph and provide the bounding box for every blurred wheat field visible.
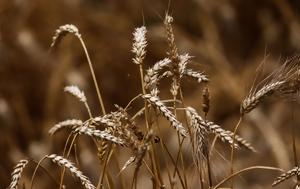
[1,1,300,189]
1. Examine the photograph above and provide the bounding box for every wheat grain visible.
[47,154,95,189]
[7,159,28,189]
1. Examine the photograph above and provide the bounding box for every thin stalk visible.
[30,156,48,189]
[213,166,282,189]
[78,37,106,115]
[155,110,174,189]
[172,92,188,189]
[162,140,186,188]
[59,133,78,189]
[230,116,243,189]
[291,103,299,182]
[29,159,60,187]
[138,63,161,188]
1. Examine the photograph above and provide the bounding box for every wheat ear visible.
[142,94,187,137]
[7,159,29,189]
[75,125,124,146]
[272,167,300,186]
[49,119,83,135]
[132,26,147,65]
[64,85,92,117]
[47,154,95,189]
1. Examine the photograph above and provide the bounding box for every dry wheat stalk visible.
[272,166,300,186]
[75,125,124,146]
[7,159,28,189]
[132,26,147,65]
[143,94,187,137]
[49,119,83,135]
[51,24,81,48]
[47,154,95,189]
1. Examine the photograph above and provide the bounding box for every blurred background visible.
[1,0,300,188]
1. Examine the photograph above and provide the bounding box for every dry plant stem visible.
[161,140,186,189]
[213,166,283,189]
[154,112,174,189]
[59,133,78,189]
[291,104,299,182]
[78,37,106,115]
[29,159,60,187]
[229,116,243,189]
[98,143,113,189]
[172,94,188,189]
[138,63,162,188]
[30,156,48,189]
[179,89,204,189]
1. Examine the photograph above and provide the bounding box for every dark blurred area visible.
[1,0,300,188]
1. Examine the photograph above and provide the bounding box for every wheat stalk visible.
[47,154,95,189]
[7,159,29,189]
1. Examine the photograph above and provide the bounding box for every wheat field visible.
[1,1,300,189]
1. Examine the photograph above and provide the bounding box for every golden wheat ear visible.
[272,167,300,186]
[241,56,300,115]
[50,24,81,48]
[7,159,29,189]
[46,154,95,189]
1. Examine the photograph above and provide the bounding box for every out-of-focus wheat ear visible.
[49,119,83,135]
[142,94,187,137]
[132,26,147,65]
[46,154,95,189]
[224,131,256,152]
[272,167,300,186]
[119,156,136,174]
[50,24,81,48]
[183,69,209,83]
[75,126,124,146]
[64,85,92,117]
[202,87,210,116]
[240,81,285,114]
[7,159,29,189]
